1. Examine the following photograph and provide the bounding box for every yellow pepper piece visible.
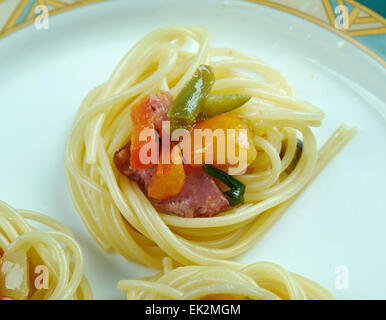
[184,114,257,174]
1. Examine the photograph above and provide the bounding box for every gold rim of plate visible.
[0,0,384,67]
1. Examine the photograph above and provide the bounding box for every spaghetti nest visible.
[0,201,92,300]
[118,258,334,300]
[65,26,356,269]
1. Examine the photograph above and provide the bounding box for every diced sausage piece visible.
[153,166,229,217]
[148,91,173,133]
[114,143,156,190]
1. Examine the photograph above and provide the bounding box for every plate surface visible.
[0,0,385,299]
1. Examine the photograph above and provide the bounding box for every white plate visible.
[0,0,385,300]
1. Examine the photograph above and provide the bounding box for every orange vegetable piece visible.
[147,146,185,200]
[130,95,158,170]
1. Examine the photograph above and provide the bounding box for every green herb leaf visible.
[202,164,245,206]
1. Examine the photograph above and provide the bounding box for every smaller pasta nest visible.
[0,201,92,300]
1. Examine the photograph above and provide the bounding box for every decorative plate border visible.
[246,0,386,67]
[0,0,385,67]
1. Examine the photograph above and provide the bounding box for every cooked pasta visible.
[65,25,357,269]
[0,201,92,300]
[118,258,333,300]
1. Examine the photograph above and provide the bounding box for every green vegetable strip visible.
[168,65,215,131]
[198,94,251,120]
[202,164,246,206]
